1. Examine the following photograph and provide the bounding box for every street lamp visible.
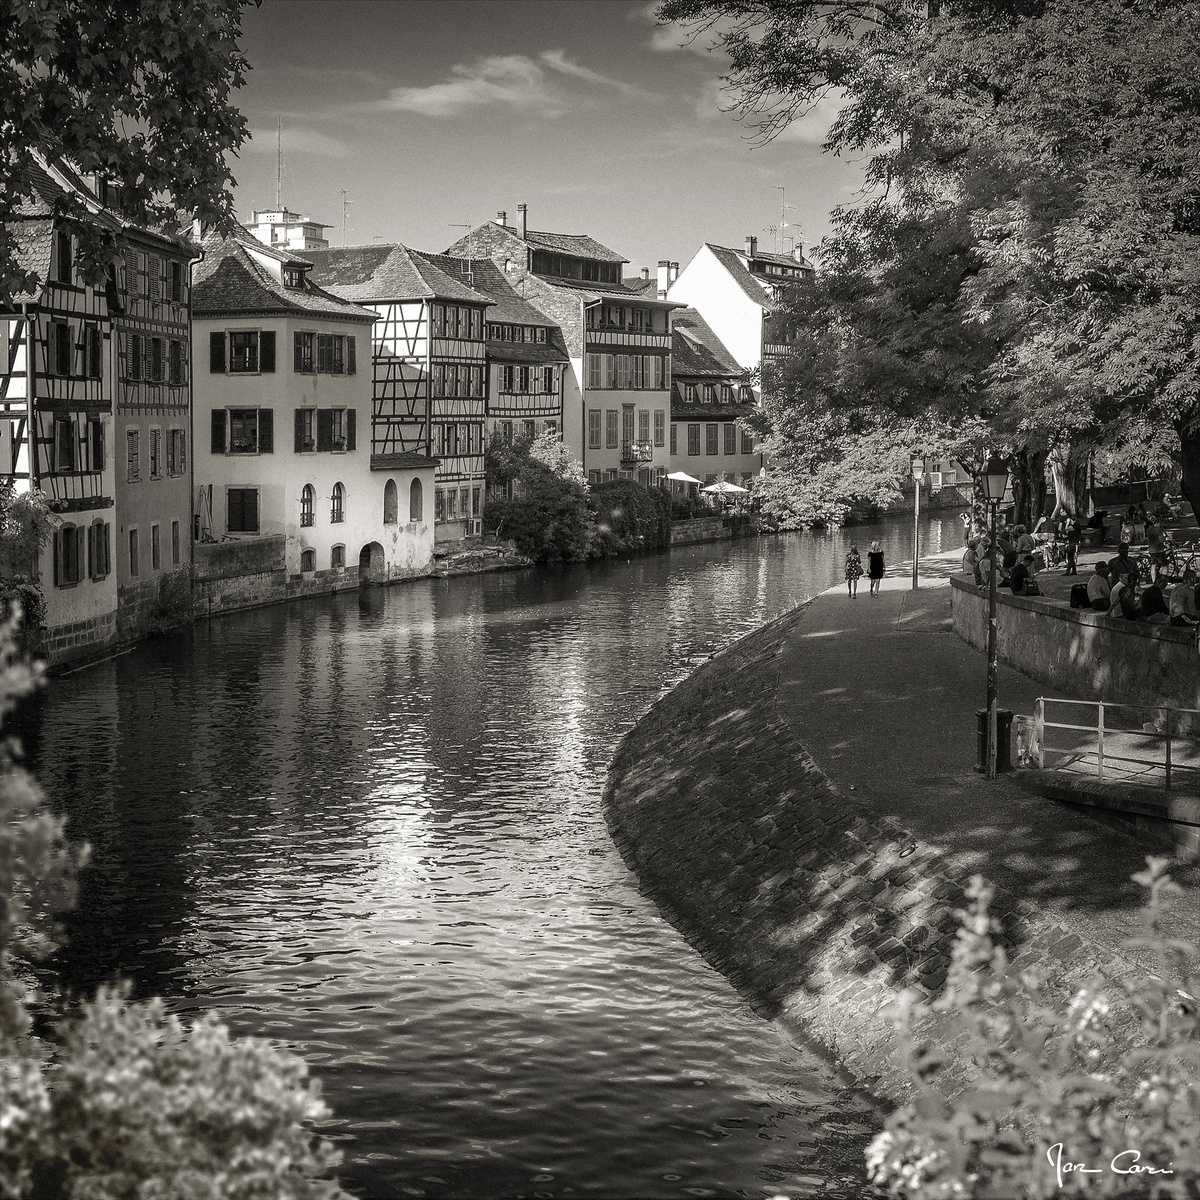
[911,456,925,591]
[980,452,1011,778]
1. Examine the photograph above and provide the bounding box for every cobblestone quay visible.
[604,550,1200,1102]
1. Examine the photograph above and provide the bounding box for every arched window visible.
[409,477,423,523]
[383,478,398,524]
[300,548,315,572]
[331,481,345,524]
[300,484,315,527]
[331,544,345,570]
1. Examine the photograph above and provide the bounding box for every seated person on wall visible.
[1169,581,1200,627]
[1108,542,1141,589]
[963,541,980,582]
[1140,585,1170,625]
[1016,524,1036,555]
[1108,575,1139,620]
[1009,552,1040,596]
[1087,562,1112,611]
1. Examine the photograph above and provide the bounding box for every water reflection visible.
[36,515,960,1199]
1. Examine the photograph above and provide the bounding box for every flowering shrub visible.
[0,608,348,1198]
[867,863,1199,1198]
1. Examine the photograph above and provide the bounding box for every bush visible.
[866,860,1199,1199]
[148,569,193,636]
[590,480,671,558]
[483,463,592,563]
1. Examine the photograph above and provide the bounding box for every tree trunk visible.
[1178,422,1200,526]
[1010,447,1048,527]
[1047,443,1085,519]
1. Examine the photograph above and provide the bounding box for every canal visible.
[35,513,962,1199]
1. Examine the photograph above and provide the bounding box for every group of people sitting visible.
[1079,544,1199,626]
[963,522,1075,597]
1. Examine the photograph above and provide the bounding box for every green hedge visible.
[589,480,672,558]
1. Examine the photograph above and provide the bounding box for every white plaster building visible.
[192,232,434,590]
[247,208,331,252]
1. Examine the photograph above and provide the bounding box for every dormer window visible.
[283,267,305,289]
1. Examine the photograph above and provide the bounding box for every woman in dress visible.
[845,545,863,598]
[867,540,885,596]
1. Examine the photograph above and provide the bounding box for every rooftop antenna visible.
[275,117,283,209]
[449,223,474,285]
[774,184,799,255]
[338,189,352,247]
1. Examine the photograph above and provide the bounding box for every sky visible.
[231,0,866,273]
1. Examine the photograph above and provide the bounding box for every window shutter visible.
[209,332,225,373]
[260,331,276,373]
[211,409,226,454]
[87,524,96,579]
[317,409,333,452]
[179,432,186,475]
[258,408,274,453]
[102,522,111,576]
[52,530,62,587]
[347,336,356,375]
[246,489,259,532]
[294,409,306,452]
[347,409,356,451]
[75,528,86,583]
[294,332,304,373]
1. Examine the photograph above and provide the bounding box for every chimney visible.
[793,241,805,263]
[641,266,650,280]
[744,235,757,258]
[656,259,671,299]
[495,210,508,227]
[517,202,527,239]
[669,261,679,284]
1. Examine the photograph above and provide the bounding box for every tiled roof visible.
[671,308,744,378]
[303,244,492,304]
[371,451,439,471]
[420,255,543,324]
[486,340,570,364]
[671,395,755,421]
[703,244,772,308]
[522,228,626,264]
[192,233,377,320]
[622,275,656,295]
[536,274,677,304]
[236,229,314,268]
[3,221,55,304]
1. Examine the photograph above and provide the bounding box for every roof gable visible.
[304,244,491,303]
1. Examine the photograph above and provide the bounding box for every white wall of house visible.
[670,419,761,486]
[192,312,433,581]
[667,246,766,374]
[582,390,671,480]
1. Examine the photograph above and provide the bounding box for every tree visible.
[528,429,587,489]
[1,0,251,304]
[0,609,348,1198]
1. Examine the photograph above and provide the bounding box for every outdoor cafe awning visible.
[700,480,749,495]
[666,471,703,485]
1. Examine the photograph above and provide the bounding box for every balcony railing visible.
[620,440,654,465]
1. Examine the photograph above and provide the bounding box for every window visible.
[446,488,458,519]
[294,331,314,373]
[52,322,71,376]
[670,423,678,455]
[332,335,345,374]
[687,423,700,456]
[128,528,140,577]
[605,468,618,481]
[518,366,530,393]
[543,367,555,393]
[53,415,75,472]
[383,478,398,524]
[502,365,514,392]
[284,267,304,289]
[151,523,160,571]
[54,524,84,587]
[588,469,601,485]
[685,384,698,404]
[149,427,161,478]
[621,406,635,448]
[126,428,140,481]
[54,231,72,285]
[145,336,162,382]
[85,326,101,378]
[724,423,737,455]
[168,339,183,385]
[171,520,180,566]
[89,418,104,471]
[653,410,665,447]
[704,385,716,404]
[721,385,734,403]
[637,410,650,443]
[300,483,315,527]
[331,481,345,523]
[586,354,601,389]
[89,520,111,580]
[739,385,755,402]
[741,429,754,454]
[229,409,260,454]
[147,255,161,301]
[434,489,445,522]
[301,548,315,573]
[128,333,143,381]
[227,487,259,533]
[295,408,315,452]
[409,478,423,522]
[230,331,259,372]
[706,424,719,456]
[331,544,345,570]
[124,250,139,299]
[605,410,618,449]
[544,420,557,435]
[167,429,186,476]
[170,260,183,302]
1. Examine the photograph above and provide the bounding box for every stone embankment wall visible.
[604,607,1140,1103]
[669,516,756,546]
[950,577,1199,727]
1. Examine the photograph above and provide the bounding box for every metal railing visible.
[1022,697,1200,791]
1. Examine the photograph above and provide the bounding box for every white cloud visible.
[244,126,348,158]
[630,0,730,56]
[367,50,654,119]
[775,90,847,146]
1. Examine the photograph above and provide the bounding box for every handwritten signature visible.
[1047,1143,1175,1189]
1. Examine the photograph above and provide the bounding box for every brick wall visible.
[43,611,118,669]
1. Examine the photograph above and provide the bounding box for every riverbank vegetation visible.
[661,0,1200,528]
[0,610,347,1198]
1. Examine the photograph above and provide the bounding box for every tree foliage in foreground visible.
[662,0,1200,524]
[1,0,251,305]
[869,860,1199,1198]
[0,610,347,1199]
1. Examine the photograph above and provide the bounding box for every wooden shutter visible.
[209,332,225,373]
[347,336,356,375]
[294,409,306,452]
[258,408,274,453]
[294,332,304,373]
[52,530,62,588]
[347,409,356,452]
[75,527,85,583]
[87,523,96,579]
[211,409,226,454]
[245,488,259,532]
[260,331,276,373]
[317,409,334,452]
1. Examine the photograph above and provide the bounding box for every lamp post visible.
[980,453,1011,778]
[911,456,925,590]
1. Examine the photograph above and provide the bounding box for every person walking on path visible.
[845,545,863,597]
[867,541,885,596]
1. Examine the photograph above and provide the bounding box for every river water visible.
[34,513,962,1199]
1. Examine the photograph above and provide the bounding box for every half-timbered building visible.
[303,244,493,541]
[445,206,678,485]
[192,232,435,590]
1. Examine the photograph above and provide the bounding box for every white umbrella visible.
[700,480,749,495]
[666,471,703,485]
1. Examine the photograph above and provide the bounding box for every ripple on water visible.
[35,518,959,1198]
